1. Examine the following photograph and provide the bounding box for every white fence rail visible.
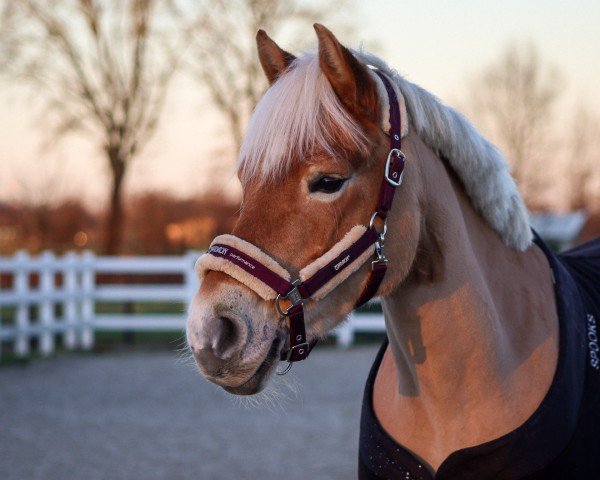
[0,250,384,358]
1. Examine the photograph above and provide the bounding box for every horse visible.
[186,24,600,479]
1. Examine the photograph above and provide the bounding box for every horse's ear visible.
[314,23,378,122]
[256,30,296,85]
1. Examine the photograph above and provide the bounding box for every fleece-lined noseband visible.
[195,70,405,368]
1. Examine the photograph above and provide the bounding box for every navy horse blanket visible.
[358,235,600,480]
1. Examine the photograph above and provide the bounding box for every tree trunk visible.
[104,156,127,254]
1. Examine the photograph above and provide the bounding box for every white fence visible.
[0,251,384,358]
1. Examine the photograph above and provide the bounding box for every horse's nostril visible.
[189,311,246,373]
[213,315,240,359]
[192,314,242,375]
[194,347,223,375]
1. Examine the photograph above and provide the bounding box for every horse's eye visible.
[309,176,347,194]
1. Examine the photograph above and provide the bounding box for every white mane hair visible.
[238,50,532,251]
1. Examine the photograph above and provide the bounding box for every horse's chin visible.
[223,377,266,396]
[223,332,284,396]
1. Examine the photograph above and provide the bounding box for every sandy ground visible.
[0,345,380,480]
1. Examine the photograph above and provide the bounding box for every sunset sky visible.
[0,0,598,208]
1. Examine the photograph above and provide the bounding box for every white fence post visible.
[336,316,354,349]
[39,251,55,355]
[63,251,78,350]
[14,250,30,357]
[184,250,200,306]
[81,250,95,350]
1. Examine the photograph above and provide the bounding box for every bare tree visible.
[182,0,348,152]
[466,42,563,203]
[568,105,600,211]
[0,0,181,253]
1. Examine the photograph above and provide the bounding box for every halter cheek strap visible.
[195,70,404,365]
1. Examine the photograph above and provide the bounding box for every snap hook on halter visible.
[372,239,388,269]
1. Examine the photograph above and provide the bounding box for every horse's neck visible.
[374,135,559,471]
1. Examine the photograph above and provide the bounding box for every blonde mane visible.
[238,51,532,250]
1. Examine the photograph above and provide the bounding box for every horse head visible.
[186,25,423,395]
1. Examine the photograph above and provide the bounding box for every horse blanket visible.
[359,234,600,480]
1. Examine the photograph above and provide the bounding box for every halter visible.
[195,70,405,368]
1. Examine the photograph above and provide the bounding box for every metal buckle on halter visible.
[275,279,304,317]
[385,148,405,187]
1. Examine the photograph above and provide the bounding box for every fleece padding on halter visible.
[299,225,375,301]
[195,234,291,301]
[365,67,409,140]
[196,226,376,304]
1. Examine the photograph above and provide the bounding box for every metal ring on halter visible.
[276,361,293,375]
[369,211,388,239]
[275,279,304,317]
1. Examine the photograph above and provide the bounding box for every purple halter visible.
[196,70,405,367]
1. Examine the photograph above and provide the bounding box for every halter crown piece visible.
[195,70,405,370]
